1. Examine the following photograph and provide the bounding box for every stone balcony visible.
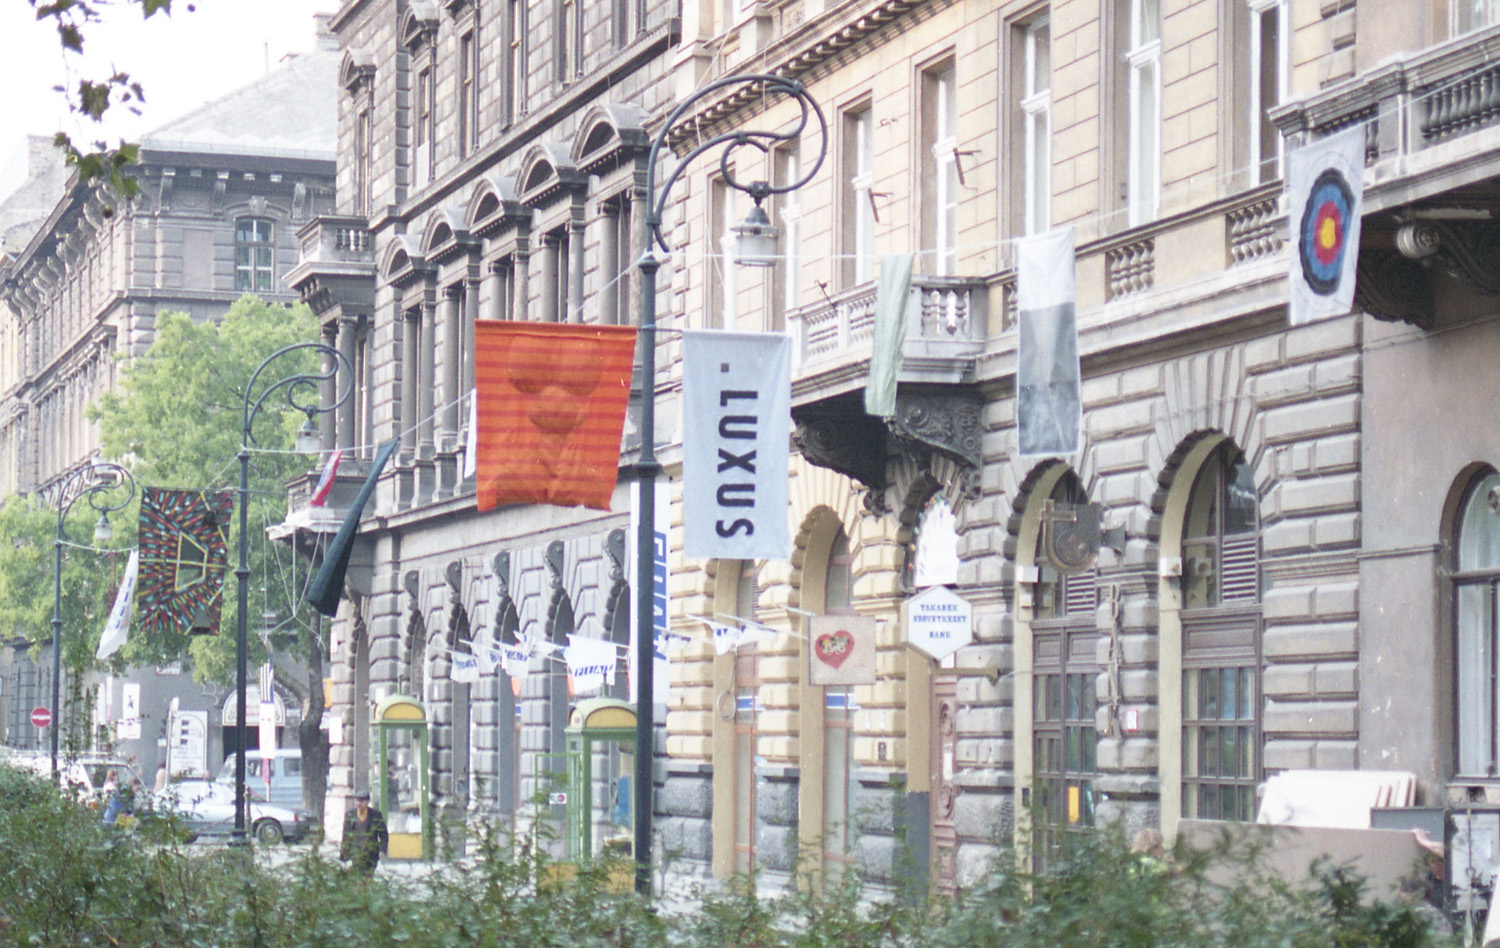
[787,274,987,405]
[1274,22,1500,328]
[785,274,988,509]
[285,215,377,322]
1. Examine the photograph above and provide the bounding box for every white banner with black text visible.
[681,329,791,560]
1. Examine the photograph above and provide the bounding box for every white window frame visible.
[931,67,960,275]
[1021,17,1052,236]
[778,146,803,322]
[851,109,875,285]
[716,178,738,330]
[1456,0,1500,34]
[1126,0,1161,226]
[1247,0,1287,185]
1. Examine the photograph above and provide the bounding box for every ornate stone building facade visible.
[0,27,338,774]
[301,0,1500,895]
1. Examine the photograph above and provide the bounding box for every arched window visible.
[1455,469,1500,776]
[1181,443,1260,821]
[234,218,274,292]
[1032,472,1098,856]
[823,529,854,877]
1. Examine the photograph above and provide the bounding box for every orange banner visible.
[474,322,638,511]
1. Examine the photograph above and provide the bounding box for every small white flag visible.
[475,643,498,675]
[451,651,480,684]
[564,635,619,696]
[501,644,530,681]
[95,550,138,660]
[707,618,779,655]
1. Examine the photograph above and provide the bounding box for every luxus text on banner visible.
[681,329,791,560]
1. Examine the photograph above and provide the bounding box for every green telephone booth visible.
[564,698,637,860]
[374,694,430,860]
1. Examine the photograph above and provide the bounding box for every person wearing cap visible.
[339,789,388,875]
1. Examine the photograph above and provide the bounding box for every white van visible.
[216,748,303,808]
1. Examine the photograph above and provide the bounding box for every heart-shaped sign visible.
[815,630,854,669]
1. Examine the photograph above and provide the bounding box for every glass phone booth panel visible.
[374,695,429,860]
[564,698,637,861]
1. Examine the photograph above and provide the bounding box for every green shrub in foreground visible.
[0,763,1457,948]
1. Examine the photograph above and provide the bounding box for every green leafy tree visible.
[0,493,131,751]
[90,295,329,809]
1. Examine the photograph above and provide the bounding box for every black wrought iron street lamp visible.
[633,73,826,893]
[51,460,136,782]
[234,342,350,844]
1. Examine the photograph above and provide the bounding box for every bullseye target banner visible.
[1287,126,1365,326]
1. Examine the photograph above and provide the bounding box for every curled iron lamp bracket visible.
[645,74,829,255]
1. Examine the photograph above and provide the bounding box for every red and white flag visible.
[309,450,343,507]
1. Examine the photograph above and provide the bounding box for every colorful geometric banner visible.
[474,322,638,511]
[1287,126,1365,326]
[135,488,233,636]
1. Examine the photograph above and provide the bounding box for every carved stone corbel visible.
[792,404,887,494]
[545,540,565,589]
[887,390,983,470]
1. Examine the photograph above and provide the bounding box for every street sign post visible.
[31,707,52,729]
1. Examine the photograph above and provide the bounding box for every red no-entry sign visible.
[30,707,51,729]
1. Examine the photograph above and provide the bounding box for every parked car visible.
[216,748,303,807]
[7,754,142,804]
[152,778,318,844]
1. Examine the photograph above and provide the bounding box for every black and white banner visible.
[1017,227,1082,457]
[682,330,791,560]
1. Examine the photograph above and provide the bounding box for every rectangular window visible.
[614,0,639,46]
[773,144,801,332]
[921,63,960,275]
[559,0,581,81]
[459,32,479,158]
[1247,0,1286,184]
[709,177,737,330]
[234,219,274,292]
[1182,665,1258,821]
[416,66,434,184]
[1033,662,1097,864]
[823,687,855,877]
[505,0,525,124]
[1126,0,1161,225]
[1021,16,1052,235]
[1456,0,1500,33]
[841,106,876,287]
[353,321,372,460]
[355,107,372,216]
[1457,582,1498,775]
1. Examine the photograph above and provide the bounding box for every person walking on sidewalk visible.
[339,790,388,876]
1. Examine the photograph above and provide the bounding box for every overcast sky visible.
[0,0,333,201]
